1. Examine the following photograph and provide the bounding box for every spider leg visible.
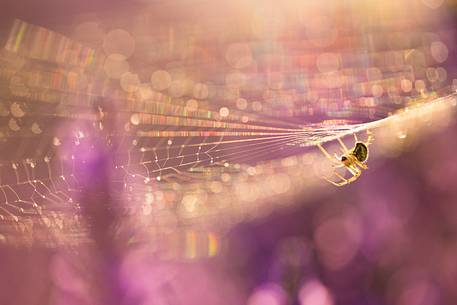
[353,132,359,143]
[346,165,359,176]
[323,175,346,187]
[318,143,349,186]
[331,172,352,186]
[327,165,362,187]
[334,171,348,181]
[354,159,368,170]
[337,137,350,154]
[346,167,362,183]
[365,130,374,146]
[320,165,347,186]
[322,165,354,187]
[317,144,341,165]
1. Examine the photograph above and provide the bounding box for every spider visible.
[317,130,374,186]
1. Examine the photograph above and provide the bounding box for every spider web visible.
[0,19,456,247]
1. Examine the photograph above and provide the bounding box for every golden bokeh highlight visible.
[150,70,172,91]
[103,29,136,58]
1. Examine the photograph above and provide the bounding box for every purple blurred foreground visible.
[0,114,456,305]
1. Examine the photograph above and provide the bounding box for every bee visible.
[317,130,373,186]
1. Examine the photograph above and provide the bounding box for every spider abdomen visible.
[353,142,368,162]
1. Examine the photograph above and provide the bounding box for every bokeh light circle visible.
[299,280,334,305]
[430,41,448,63]
[103,29,136,58]
[150,70,172,91]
